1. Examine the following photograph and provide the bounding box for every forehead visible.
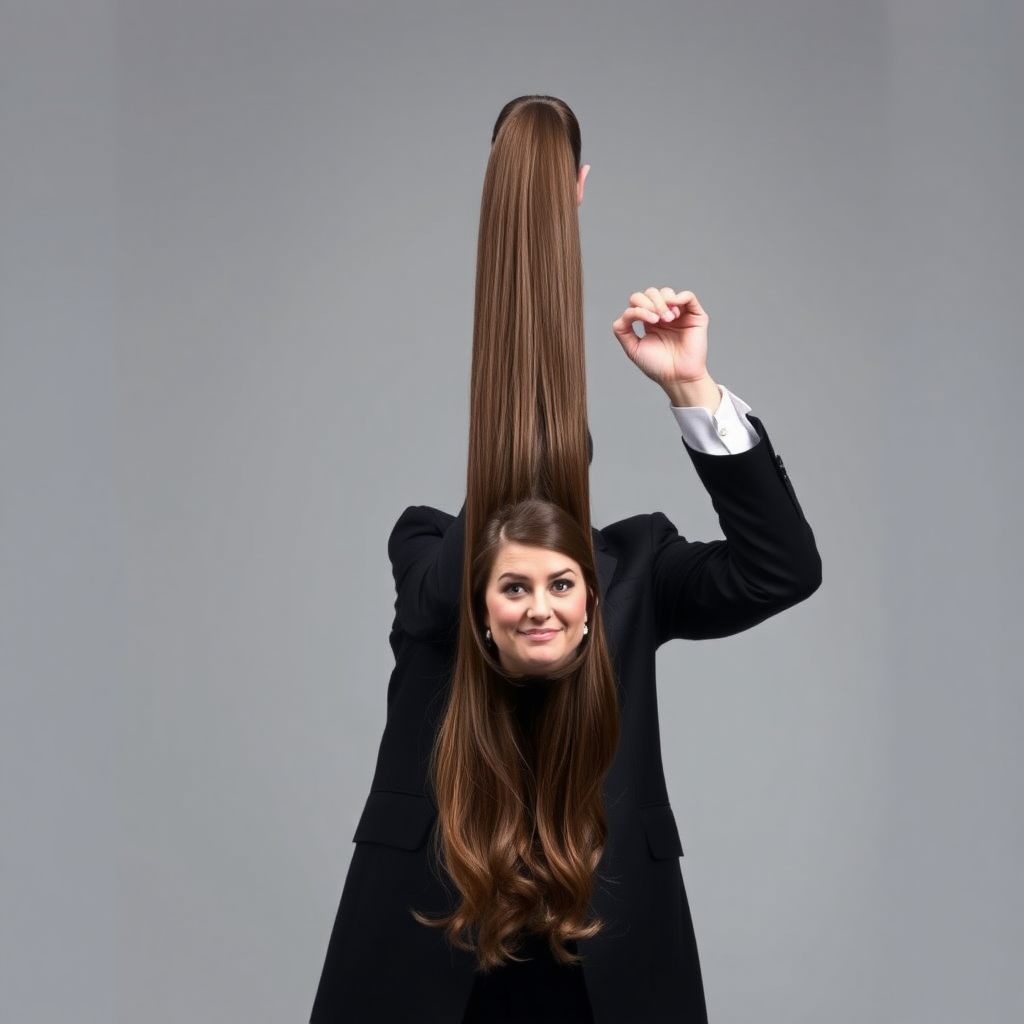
[488,542,581,580]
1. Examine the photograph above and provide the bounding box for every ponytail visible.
[466,95,590,542]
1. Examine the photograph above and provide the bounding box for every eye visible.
[551,578,575,593]
[501,582,526,596]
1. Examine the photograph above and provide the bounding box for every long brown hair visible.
[466,94,589,533]
[427,97,620,968]
[431,500,619,968]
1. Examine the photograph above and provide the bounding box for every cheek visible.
[486,596,520,629]
[565,592,589,627]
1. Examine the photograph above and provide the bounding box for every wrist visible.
[661,374,720,411]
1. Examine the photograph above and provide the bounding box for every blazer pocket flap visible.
[352,791,436,851]
[640,804,684,860]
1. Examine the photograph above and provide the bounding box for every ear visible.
[577,163,590,206]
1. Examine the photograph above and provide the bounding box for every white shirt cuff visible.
[670,385,759,455]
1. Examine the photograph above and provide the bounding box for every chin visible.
[512,652,571,677]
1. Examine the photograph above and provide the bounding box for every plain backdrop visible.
[1,1,1021,1022]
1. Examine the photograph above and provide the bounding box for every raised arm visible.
[611,286,820,643]
[388,505,465,640]
[649,419,820,643]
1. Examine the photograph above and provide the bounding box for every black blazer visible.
[311,419,821,1024]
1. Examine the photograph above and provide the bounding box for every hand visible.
[612,288,719,408]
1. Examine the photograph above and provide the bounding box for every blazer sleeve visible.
[388,504,465,640]
[651,416,821,644]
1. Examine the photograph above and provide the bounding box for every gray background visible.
[1,1,1021,1021]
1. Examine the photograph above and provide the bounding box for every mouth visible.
[518,628,562,641]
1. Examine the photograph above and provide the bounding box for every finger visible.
[644,287,675,320]
[629,289,675,324]
[623,296,661,325]
[659,287,685,321]
[615,304,659,335]
[666,290,705,317]
[611,306,654,345]
[611,311,637,340]
[659,286,680,310]
[611,314,633,352]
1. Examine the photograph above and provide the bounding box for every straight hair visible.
[466,94,589,536]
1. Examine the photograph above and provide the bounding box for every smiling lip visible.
[519,629,561,641]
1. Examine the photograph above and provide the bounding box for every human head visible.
[491,95,581,166]
[491,94,589,203]
[471,499,598,679]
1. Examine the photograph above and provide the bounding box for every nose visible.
[527,589,551,620]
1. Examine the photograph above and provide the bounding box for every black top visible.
[461,937,594,1024]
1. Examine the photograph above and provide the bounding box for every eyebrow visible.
[496,568,577,582]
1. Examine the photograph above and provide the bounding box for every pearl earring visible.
[582,623,589,636]
[485,628,492,641]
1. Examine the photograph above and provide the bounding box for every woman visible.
[434,496,620,1022]
[310,96,821,1023]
